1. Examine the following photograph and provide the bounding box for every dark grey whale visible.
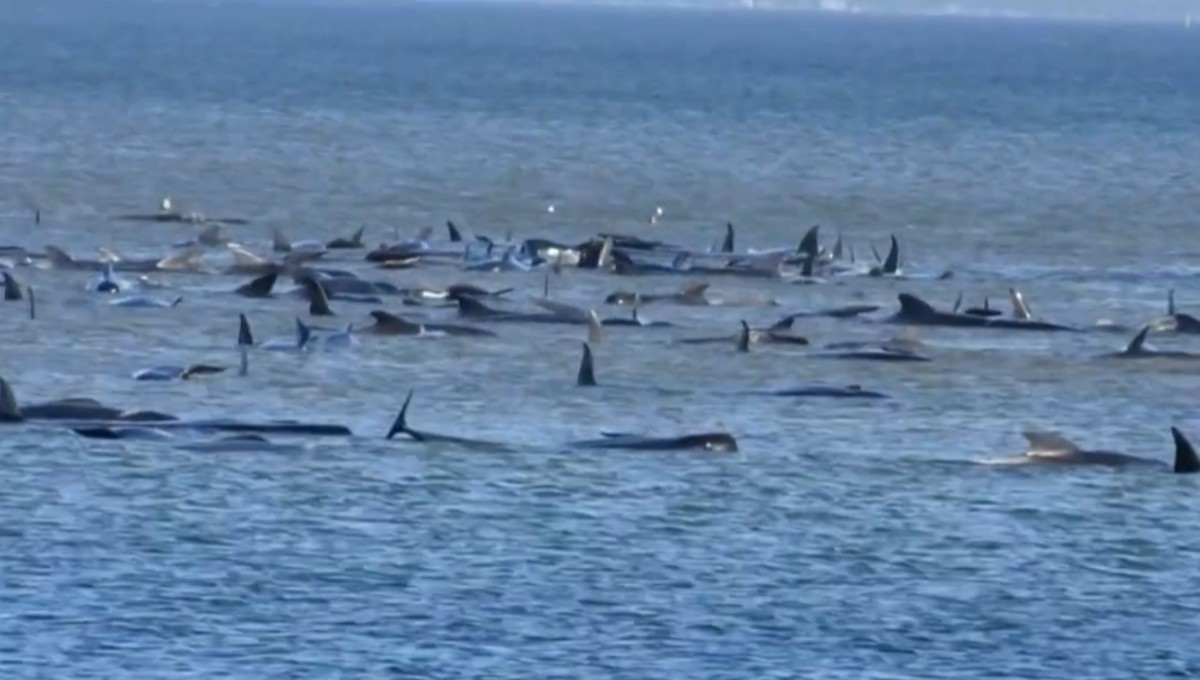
[888,293,1077,332]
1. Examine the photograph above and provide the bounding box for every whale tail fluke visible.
[578,342,597,386]
[1172,427,1200,473]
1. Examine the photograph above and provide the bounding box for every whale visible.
[386,389,516,452]
[133,364,228,381]
[321,323,360,350]
[46,245,205,273]
[575,342,888,399]
[71,427,306,453]
[599,307,674,329]
[986,428,1200,473]
[566,431,739,453]
[386,387,737,454]
[677,316,809,348]
[1101,325,1200,360]
[887,293,1077,332]
[778,304,881,321]
[366,310,498,338]
[110,295,184,309]
[326,227,366,249]
[113,197,249,225]
[455,296,581,325]
[273,227,328,255]
[1,376,178,423]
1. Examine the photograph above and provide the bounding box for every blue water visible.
[3,2,1200,678]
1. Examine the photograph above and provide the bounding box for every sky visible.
[108,0,1200,22]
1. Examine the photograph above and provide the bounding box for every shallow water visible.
[3,2,1200,678]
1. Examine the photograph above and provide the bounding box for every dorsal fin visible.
[577,342,597,386]
[455,295,499,317]
[1124,325,1151,354]
[1169,289,1177,315]
[294,318,312,348]
[984,297,991,311]
[197,224,224,246]
[1022,430,1081,455]
[237,313,255,346]
[0,376,22,422]
[832,232,843,260]
[386,389,416,439]
[721,223,735,253]
[44,245,75,267]
[171,296,184,307]
[349,226,365,246]
[236,271,277,297]
[770,314,795,331]
[446,221,462,242]
[882,235,899,274]
[1009,287,1032,320]
[952,291,963,313]
[680,282,709,299]
[3,272,23,301]
[1171,427,1200,473]
[848,243,856,264]
[302,276,334,316]
[897,293,937,317]
[632,307,642,325]
[587,310,604,345]
[736,320,751,353]
[797,224,820,258]
[369,310,422,333]
[272,227,291,252]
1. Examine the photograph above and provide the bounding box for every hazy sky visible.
[111,0,1200,22]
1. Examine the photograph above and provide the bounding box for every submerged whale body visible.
[990,428,1200,473]
[889,293,1077,332]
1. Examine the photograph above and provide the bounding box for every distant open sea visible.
[2,2,1200,678]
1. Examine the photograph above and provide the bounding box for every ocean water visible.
[3,2,1200,678]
